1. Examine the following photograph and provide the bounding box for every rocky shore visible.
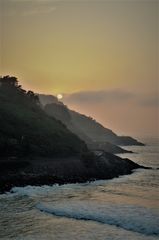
[0,77,147,194]
[0,151,149,194]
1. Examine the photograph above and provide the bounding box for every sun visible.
[57,94,63,100]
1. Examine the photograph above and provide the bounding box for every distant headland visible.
[0,76,147,193]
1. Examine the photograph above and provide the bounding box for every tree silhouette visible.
[27,90,39,104]
[0,75,40,104]
[0,76,18,87]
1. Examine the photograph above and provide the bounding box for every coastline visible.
[0,152,148,194]
[0,169,137,194]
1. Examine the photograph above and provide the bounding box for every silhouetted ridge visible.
[70,110,144,146]
[0,76,147,193]
[39,94,58,106]
[40,95,144,154]
[0,76,87,158]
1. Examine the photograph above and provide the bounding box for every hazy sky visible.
[0,0,158,137]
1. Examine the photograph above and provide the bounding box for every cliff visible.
[0,76,146,194]
[0,151,146,193]
[0,76,86,158]
[41,97,143,153]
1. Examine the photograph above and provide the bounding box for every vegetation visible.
[80,151,97,168]
[0,76,87,158]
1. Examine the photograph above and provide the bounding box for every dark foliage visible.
[80,151,97,167]
[0,76,87,158]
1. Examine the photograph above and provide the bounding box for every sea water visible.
[0,137,158,240]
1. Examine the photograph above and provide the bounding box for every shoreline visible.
[0,170,135,194]
[0,151,150,194]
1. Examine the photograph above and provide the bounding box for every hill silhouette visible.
[39,95,143,153]
[0,76,147,193]
[0,76,87,158]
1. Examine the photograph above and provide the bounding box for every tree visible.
[0,76,18,87]
[27,91,39,104]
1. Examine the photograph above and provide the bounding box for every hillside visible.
[40,95,143,153]
[0,76,147,193]
[44,103,131,154]
[70,110,144,146]
[0,76,87,158]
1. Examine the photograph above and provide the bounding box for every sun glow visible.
[57,94,63,100]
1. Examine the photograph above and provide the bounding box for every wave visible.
[4,172,144,198]
[36,202,159,236]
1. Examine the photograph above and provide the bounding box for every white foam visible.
[36,201,159,236]
[8,182,87,197]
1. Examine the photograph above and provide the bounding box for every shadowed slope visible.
[0,76,87,158]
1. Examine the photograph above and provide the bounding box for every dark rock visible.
[0,152,148,194]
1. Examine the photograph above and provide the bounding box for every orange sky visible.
[0,0,158,137]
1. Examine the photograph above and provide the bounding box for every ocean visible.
[0,137,158,240]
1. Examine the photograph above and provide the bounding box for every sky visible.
[0,0,159,137]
